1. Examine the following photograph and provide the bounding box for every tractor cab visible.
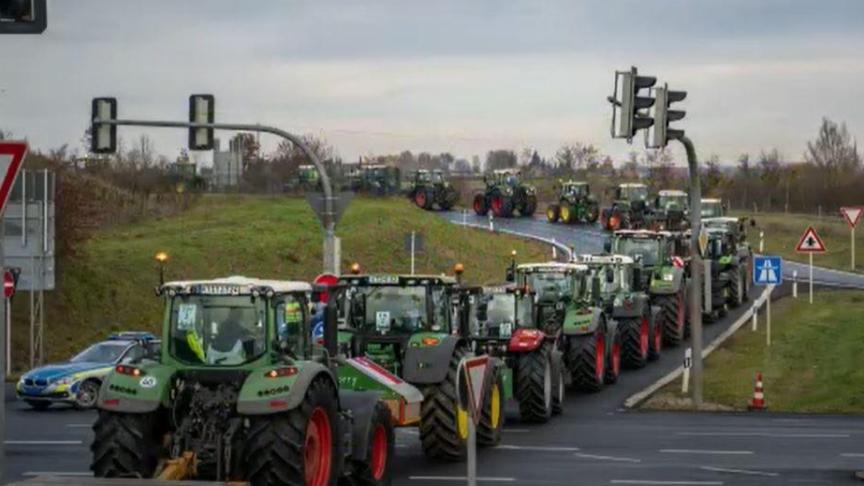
[562,180,590,198]
[615,183,649,204]
[655,190,688,212]
[573,254,640,309]
[512,262,591,334]
[700,198,726,218]
[466,286,536,343]
[489,168,522,187]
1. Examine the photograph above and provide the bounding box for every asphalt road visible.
[3,213,863,485]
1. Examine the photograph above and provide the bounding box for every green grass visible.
[10,195,549,371]
[645,290,864,413]
[735,211,863,274]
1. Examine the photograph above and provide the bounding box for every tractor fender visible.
[339,390,383,461]
[650,266,684,295]
[612,294,649,320]
[562,307,604,336]
[96,363,174,413]
[403,335,464,385]
[237,362,338,415]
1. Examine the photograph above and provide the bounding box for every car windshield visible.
[350,285,446,334]
[169,295,268,366]
[614,238,660,266]
[702,202,723,218]
[70,341,129,364]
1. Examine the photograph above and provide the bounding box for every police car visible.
[16,332,160,410]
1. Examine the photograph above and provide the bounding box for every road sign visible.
[698,227,709,257]
[841,207,863,229]
[753,256,783,285]
[3,271,14,299]
[795,226,826,253]
[305,191,354,227]
[313,273,338,303]
[0,142,27,212]
[459,356,489,425]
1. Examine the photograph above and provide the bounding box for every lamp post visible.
[155,251,169,285]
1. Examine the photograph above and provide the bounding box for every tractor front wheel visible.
[560,204,574,224]
[352,401,395,486]
[515,344,553,423]
[420,347,469,461]
[244,378,341,486]
[472,194,488,216]
[620,316,649,369]
[91,411,162,478]
[522,194,537,216]
[491,195,514,218]
[478,367,504,447]
[546,204,560,223]
[440,186,459,211]
[658,291,686,347]
[648,314,663,361]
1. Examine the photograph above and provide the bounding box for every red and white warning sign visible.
[460,355,489,425]
[4,270,15,299]
[840,207,863,229]
[0,141,27,213]
[796,226,826,253]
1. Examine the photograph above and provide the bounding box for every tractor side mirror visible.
[505,267,515,283]
[323,299,338,357]
[605,267,615,284]
[603,238,612,253]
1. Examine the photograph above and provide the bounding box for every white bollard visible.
[751,305,758,331]
[488,213,494,232]
[759,231,765,253]
[793,270,798,299]
[682,348,692,394]
[552,239,557,260]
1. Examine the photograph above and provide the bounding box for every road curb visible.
[622,285,775,409]
[455,219,573,260]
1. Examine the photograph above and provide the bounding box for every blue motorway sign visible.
[753,255,783,285]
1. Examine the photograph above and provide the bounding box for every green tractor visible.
[574,254,662,371]
[607,230,691,347]
[297,164,321,191]
[408,169,459,211]
[473,169,537,218]
[91,276,422,485]
[455,285,565,423]
[600,183,651,231]
[511,262,621,392]
[703,217,754,313]
[332,272,500,461]
[651,189,689,231]
[344,165,402,196]
[545,180,600,224]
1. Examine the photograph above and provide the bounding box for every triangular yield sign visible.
[796,226,826,253]
[0,141,27,213]
[840,207,863,229]
[461,356,489,425]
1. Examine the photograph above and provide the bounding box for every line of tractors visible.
[85,209,753,486]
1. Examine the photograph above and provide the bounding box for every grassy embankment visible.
[644,290,864,413]
[10,195,549,370]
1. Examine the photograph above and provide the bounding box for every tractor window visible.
[352,286,436,334]
[275,294,307,354]
[524,271,572,300]
[431,172,444,183]
[659,195,687,210]
[613,238,660,266]
[624,186,648,201]
[702,202,723,218]
[168,295,267,366]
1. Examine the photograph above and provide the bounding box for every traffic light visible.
[0,0,47,34]
[188,94,215,151]
[647,83,687,148]
[90,98,117,154]
[608,66,656,141]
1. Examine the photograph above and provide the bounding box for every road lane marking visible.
[495,444,579,452]
[23,472,91,477]
[5,440,83,445]
[660,449,753,455]
[610,481,723,485]
[841,453,864,457]
[678,431,850,438]
[410,476,516,482]
[65,424,92,428]
[700,466,778,477]
[574,453,641,463]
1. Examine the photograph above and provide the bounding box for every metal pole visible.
[809,253,813,304]
[467,420,477,486]
[5,297,10,376]
[766,288,772,347]
[793,270,798,298]
[0,214,5,482]
[853,227,856,270]
[96,118,338,274]
[751,305,758,331]
[410,231,416,275]
[759,231,764,253]
[680,135,703,408]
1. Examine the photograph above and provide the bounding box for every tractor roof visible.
[620,183,647,188]
[161,276,312,295]
[492,169,519,175]
[516,262,589,272]
[338,274,458,286]
[563,180,588,185]
[659,189,687,196]
[613,229,674,238]
[701,198,722,203]
[703,217,739,225]
[298,164,315,170]
[363,164,389,169]
[573,254,635,265]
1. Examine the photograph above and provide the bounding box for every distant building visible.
[211,138,244,189]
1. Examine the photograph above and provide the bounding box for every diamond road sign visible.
[753,256,783,286]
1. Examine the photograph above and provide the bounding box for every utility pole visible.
[680,135,704,407]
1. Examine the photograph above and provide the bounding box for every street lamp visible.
[155,251,169,285]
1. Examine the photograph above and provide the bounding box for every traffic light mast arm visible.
[679,134,704,408]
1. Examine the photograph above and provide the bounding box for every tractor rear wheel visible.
[351,401,395,486]
[491,195,514,218]
[568,329,606,393]
[244,378,341,486]
[440,186,458,211]
[546,204,560,223]
[620,316,649,369]
[478,367,504,447]
[91,411,161,478]
[658,291,686,347]
[585,202,599,223]
[514,345,553,423]
[420,347,469,461]
[472,194,488,216]
[523,194,537,216]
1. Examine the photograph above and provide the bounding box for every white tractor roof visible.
[703,217,739,224]
[492,169,518,175]
[574,254,635,265]
[614,229,674,238]
[701,198,722,203]
[620,183,647,188]
[659,189,687,196]
[162,276,313,294]
[516,261,588,272]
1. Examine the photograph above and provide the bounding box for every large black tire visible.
[619,317,649,369]
[551,351,565,416]
[568,329,606,393]
[514,345,553,423]
[477,368,504,447]
[420,347,469,461]
[440,186,458,211]
[523,194,537,216]
[657,291,685,347]
[546,204,560,223]
[604,330,622,385]
[244,377,341,486]
[91,411,161,478]
[729,266,743,308]
[472,194,488,216]
[492,195,514,218]
[585,201,599,223]
[350,401,395,486]
[420,188,434,210]
[648,313,663,362]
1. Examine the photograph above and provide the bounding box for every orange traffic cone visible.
[748,372,766,411]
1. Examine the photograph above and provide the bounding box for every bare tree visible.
[804,117,861,189]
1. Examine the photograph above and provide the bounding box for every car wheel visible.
[75,380,100,409]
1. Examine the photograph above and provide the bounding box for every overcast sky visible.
[3,0,863,166]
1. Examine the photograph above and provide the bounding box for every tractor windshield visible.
[623,185,648,201]
[350,285,447,334]
[565,184,587,197]
[168,295,268,366]
[614,238,660,266]
[659,194,687,210]
[702,201,723,218]
[431,172,444,183]
[522,271,579,301]
[472,293,532,338]
[416,172,431,184]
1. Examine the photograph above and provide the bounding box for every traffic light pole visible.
[93,118,338,274]
[680,134,704,408]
